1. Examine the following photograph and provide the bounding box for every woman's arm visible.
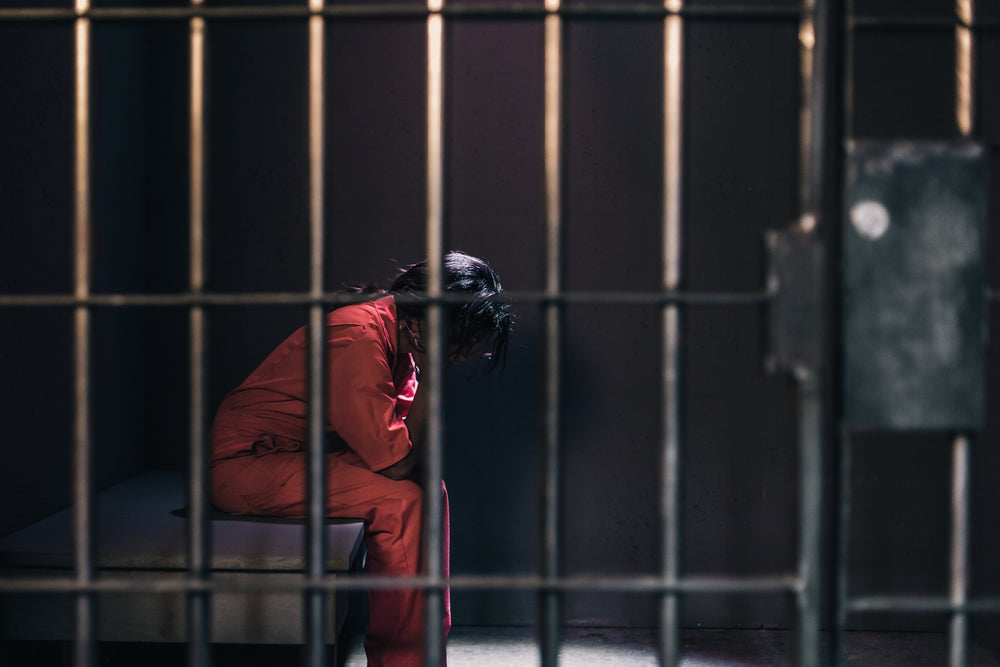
[377,373,425,481]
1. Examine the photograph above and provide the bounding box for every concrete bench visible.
[0,470,365,646]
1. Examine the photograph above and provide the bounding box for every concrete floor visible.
[341,627,1000,667]
[3,628,999,666]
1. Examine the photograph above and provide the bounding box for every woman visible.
[209,251,512,666]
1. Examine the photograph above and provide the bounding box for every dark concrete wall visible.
[2,1,999,639]
[0,21,149,539]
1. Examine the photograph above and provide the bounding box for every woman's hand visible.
[378,365,426,481]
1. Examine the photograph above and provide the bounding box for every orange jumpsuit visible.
[209,296,450,666]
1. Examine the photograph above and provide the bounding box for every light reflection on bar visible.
[955,25,973,137]
[542,6,563,666]
[424,6,446,667]
[305,3,329,667]
[187,10,212,667]
[73,6,95,667]
[661,4,683,666]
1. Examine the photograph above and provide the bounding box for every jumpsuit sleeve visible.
[326,324,413,472]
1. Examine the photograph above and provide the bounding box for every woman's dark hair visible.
[389,251,512,375]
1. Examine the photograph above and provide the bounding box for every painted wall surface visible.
[2,2,999,643]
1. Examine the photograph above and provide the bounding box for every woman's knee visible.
[366,479,423,536]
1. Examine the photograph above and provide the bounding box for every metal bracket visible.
[764,223,826,376]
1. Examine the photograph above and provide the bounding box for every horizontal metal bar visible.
[0,573,800,595]
[848,596,1000,614]
[0,289,774,309]
[850,16,1000,31]
[0,2,804,22]
[7,3,1000,27]
[435,3,804,19]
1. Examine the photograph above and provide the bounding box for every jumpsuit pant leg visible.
[211,451,451,667]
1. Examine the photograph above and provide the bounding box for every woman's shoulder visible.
[326,295,396,336]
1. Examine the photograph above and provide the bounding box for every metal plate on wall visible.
[766,228,825,373]
[843,141,989,430]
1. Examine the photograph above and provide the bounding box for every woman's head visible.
[390,251,512,374]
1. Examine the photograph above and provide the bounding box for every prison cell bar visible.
[305,0,330,665]
[950,6,974,665]
[2,569,998,609]
[835,1,983,666]
[660,2,683,666]
[834,0,856,654]
[837,434,974,667]
[72,2,95,666]
[0,572,810,595]
[834,427,851,667]
[850,14,1000,29]
[0,290,773,308]
[949,434,971,667]
[424,4,448,665]
[795,369,823,667]
[0,3,930,666]
[0,4,814,22]
[795,0,831,665]
[542,2,564,665]
[956,0,974,137]
[187,5,212,667]
[10,7,796,667]
[7,3,1000,24]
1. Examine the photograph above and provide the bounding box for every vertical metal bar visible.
[660,2,683,666]
[798,0,824,223]
[305,3,328,666]
[304,302,328,664]
[795,0,828,664]
[542,3,563,665]
[424,4,446,665]
[73,4,95,665]
[843,0,855,141]
[796,369,823,667]
[948,434,970,667]
[955,0,974,137]
[833,429,853,667]
[836,4,855,664]
[187,8,212,667]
